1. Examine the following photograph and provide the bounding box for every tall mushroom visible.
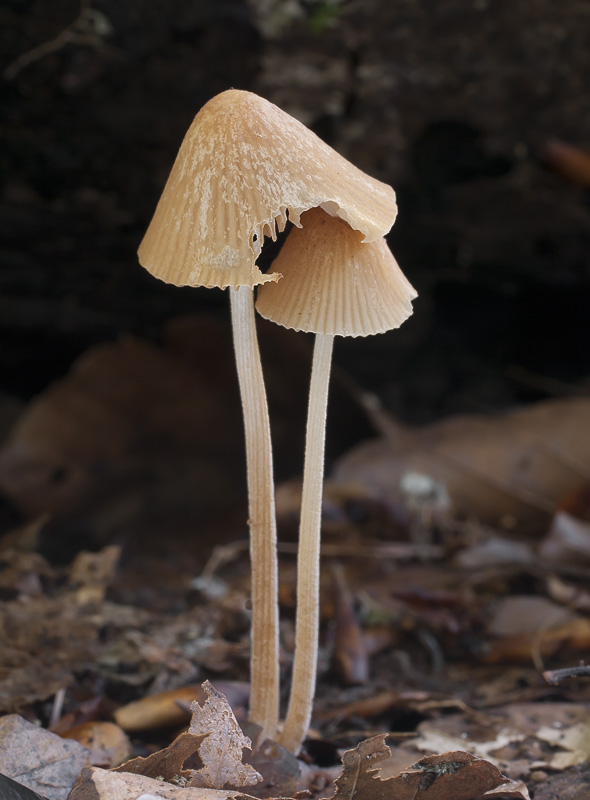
[137,89,398,743]
[256,207,417,753]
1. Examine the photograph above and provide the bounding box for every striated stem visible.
[280,332,334,754]
[230,285,279,743]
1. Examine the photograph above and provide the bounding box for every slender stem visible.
[230,286,279,744]
[280,333,334,754]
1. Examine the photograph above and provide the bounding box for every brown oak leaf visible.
[333,736,512,800]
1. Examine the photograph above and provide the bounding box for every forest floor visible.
[2,2,590,799]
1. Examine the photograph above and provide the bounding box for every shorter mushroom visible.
[256,207,417,753]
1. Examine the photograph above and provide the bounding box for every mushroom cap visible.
[255,207,417,337]
[138,90,397,290]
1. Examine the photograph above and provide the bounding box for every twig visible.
[4,2,112,81]
[199,538,444,582]
[543,664,590,685]
[508,364,590,398]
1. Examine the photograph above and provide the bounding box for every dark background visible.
[2,0,589,429]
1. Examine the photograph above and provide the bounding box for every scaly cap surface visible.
[138,90,397,289]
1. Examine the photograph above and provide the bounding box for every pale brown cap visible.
[138,90,397,290]
[255,207,417,337]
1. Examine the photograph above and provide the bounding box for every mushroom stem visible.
[229,285,280,744]
[280,332,334,754]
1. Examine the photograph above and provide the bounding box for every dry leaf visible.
[539,511,590,564]
[68,545,121,606]
[389,751,513,800]
[413,701,590,779]
[412,717,525,770]
[188,681,262,789]
[333,398,590,532]
[0,318,370,549]
[332,734,394,800]
[116,682,261,791]
[113,681,251,733]
[0,544,151,714]
[484,780,531,799]
[544,139,590,187]
[482,616,590,663]
[334,736,511,800]
[545,574,590,612]
[0,714,89,800]
[0,515,48,556]
[68,545,120,590]
[0,332,245,545]
[315,690,409,723]
[115,729,209,784]
[331,563,369,686]
[487,596,575,638]
[61,721,132,768]
[455,537,534,569]
[70,765,259,800]
[0,548,52,600]
[49,695,103,737]
[535,720,590,769]
[113,686,205,732]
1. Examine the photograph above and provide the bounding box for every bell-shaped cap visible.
[138,90,397,290]
[256,207,417,337]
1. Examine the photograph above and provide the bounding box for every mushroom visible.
[256,207,417,753]
[137,89,398,744]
